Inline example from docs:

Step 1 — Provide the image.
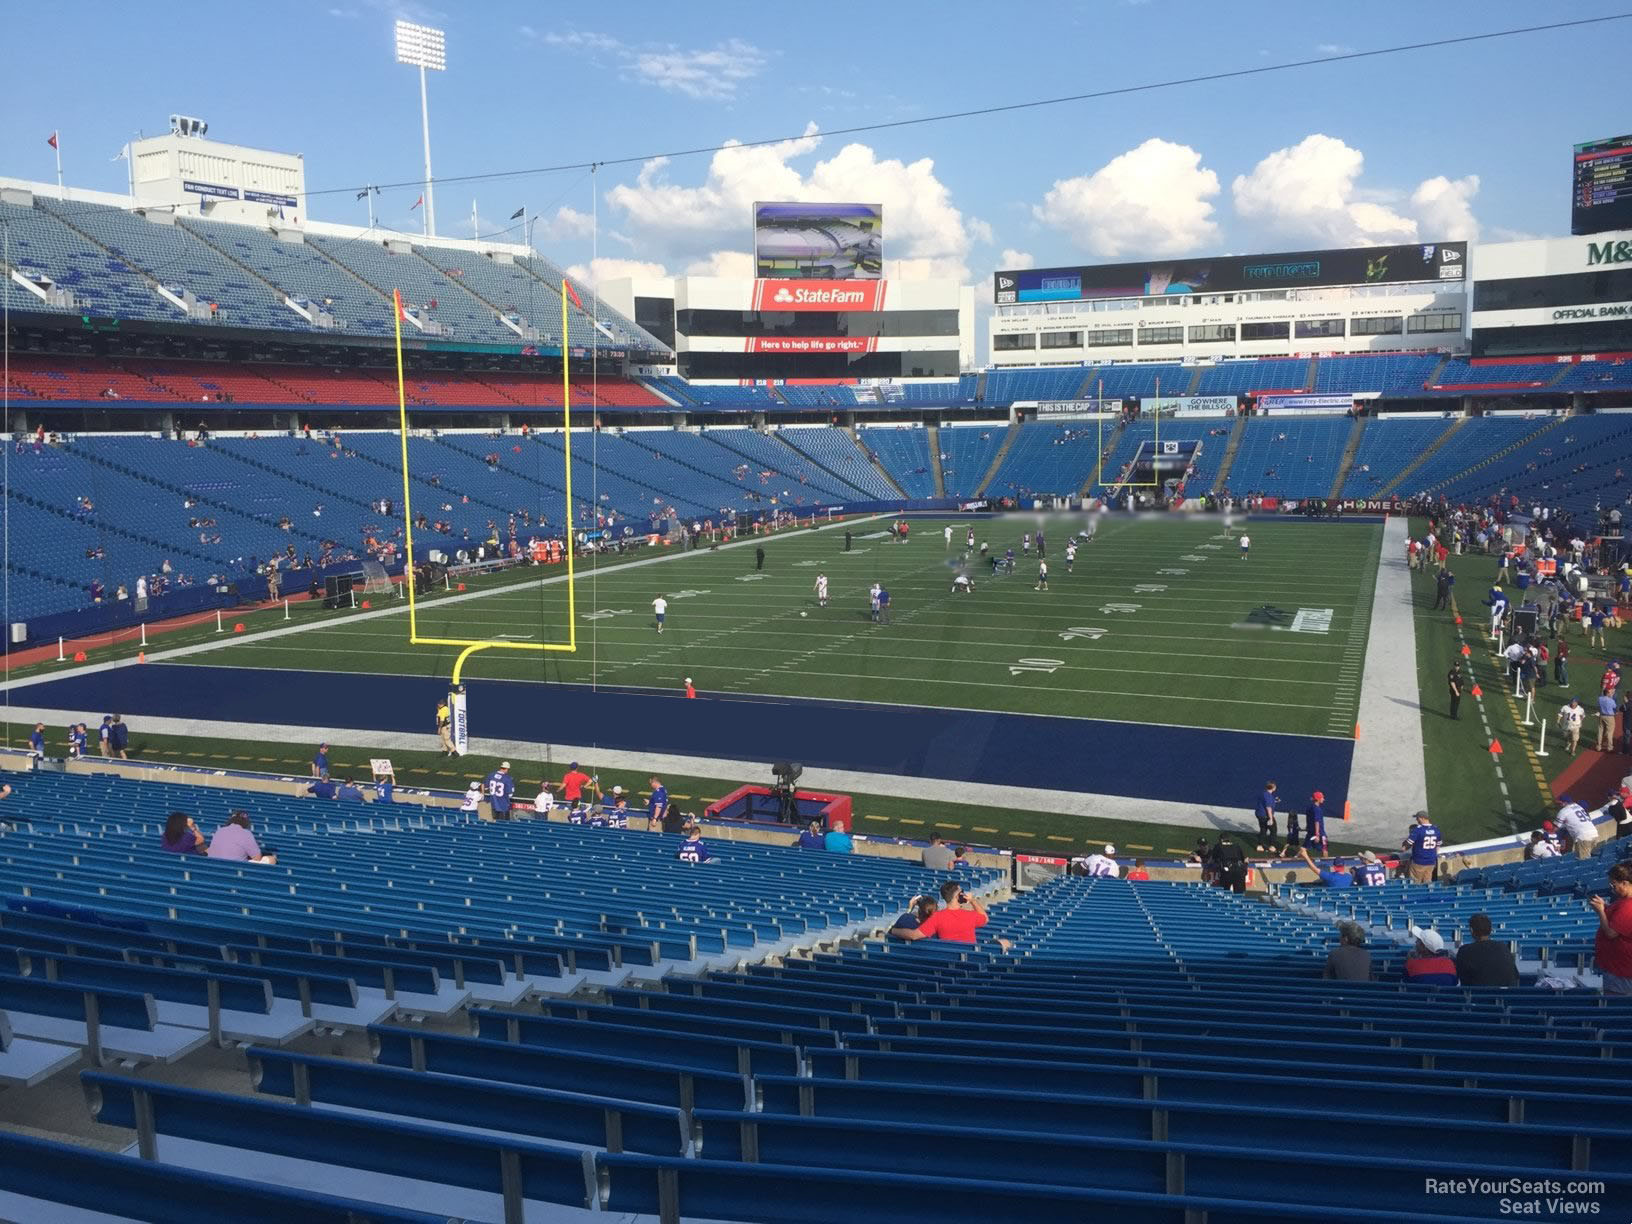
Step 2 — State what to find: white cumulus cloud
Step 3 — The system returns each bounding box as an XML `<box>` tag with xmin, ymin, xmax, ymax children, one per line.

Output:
<box><xmin>604</xmin><ymin>124</ymin><xmax>979</xmax><ymax>282</ymax></box>
<box><xmin>685</xmin><ymin>250</ymin><xmax>756</xmax><ymax>278</ymax></box>
<box><xmin>998</xmin><ymin>248</ymin><xmax>1035</xmax><ymax>270</ymax></box>
<box><xmin>1232</xmin><ymin>134</ymin><xmax>1482</xmax><ymax>245</ymax></box>
<box><xmin>1410</xmin><ymin>174</ymin><xmax>1481</xmax><ymax>241</ymax></box>
<box><xmin>1032</xmin><ymin>138</ymin><xmax>1221</xmax><ymax>257</ymax></box>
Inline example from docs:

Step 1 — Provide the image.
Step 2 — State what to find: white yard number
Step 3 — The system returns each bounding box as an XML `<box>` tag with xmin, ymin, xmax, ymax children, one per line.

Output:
<box><xmin>1009</xmin><ymin>657</ymin><xmax>1066</xmax><ymax>675</ymax></box>
<box><xmin>1100</xmin><ymin>602</ymin><xmax>1141</xmax><ymax>614</ymax></box>
<box><xmin>735</xmin><ymin>574</ymin><xmax>768</xmax><ymax>582</ymax></box>
<box><xmin>1158</xmin><ymin>568</ymin><xmax>1189</xmax><ymax>576</ymax></box>
<box><xmin>581</xmin><ymin>608</ymin><xmax>632</xmax><ymax>621</ymax></box>
<box><xmin>1197</xmin><ymin>543</ymin><xmax>1222</xmax><ymax>550</ymax></box>
<box><xmin>793</xmin><ymin>560</ymin><xmax>819</xmax><ymax>567</ymax></box>
<box><xmin>1133</xmin><ymin>584</ymin><xmax>1167</xmax><ymax>593</ymax></box>
<box><xmin>668</xmin><ymin>589</ymin><xmax>710</xmax><ymax>599</ymax></box>
<box><xmin>1058</xmin><ymin>627</ymin><xmax>1108</xmax><ymax>641</ymax></box>
<box><xmin>1179</xmin><ymin>554</ymin><xmax>1207</xmax><ymax>562</ymax></box>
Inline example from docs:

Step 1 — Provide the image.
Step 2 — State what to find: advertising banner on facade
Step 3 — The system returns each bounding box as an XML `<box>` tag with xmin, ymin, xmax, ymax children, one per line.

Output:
<box><xmin>996</xmin><ymin>242</ymin><xmax>1467</xmax><ymax>304</ymax></box>
<box><xmin>745</xmin><ymin>336</ymin><xmax>874</xmax><ymax>353</ymax></box>
<box><xmin>1257</xmin><ymin>394</ymin><xmax>1358</xmax><ymax>412</ymax></box>
<box><xmin>750</xmin><ymin>279</ymin><xmax>888</xmax><ymax>312</ymax></box>
<box><xmin>1141</xmin><ymin>395</ymin><xmax>1238</xmax><ymax>416</ymax></box>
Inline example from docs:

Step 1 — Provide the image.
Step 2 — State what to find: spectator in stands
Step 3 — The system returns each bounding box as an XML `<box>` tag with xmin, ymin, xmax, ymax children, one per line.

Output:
<box><xmin>824</xmin><ymin>822</ymin><xmax>854</xmax><ymax>854</ymax></box>
<box><xmin>306</xmin><ymin>776</ymin><xmax>337</xmax><ymax>800</ymax></box>
<box><xmin>677</xmin><ymin>826</ymin><xmax>712</xmax><ymax>864</ymax></box>
<box><xmin>208</xmin><ymin>812</ymin><xmax>275</xmax><ymax>864</ymax></box>
<box><xmin>160</xmin><ymin>812</ymin><xmax>206</xmax><ymax>856</ymax></box>
<box><xmin>1295</xmin><ymin>846</ymin><xmax>1354</xmax><ymax>889</ymax></box>
<box><xmin>1525</xmin><ymin>830</ymin><xmax>1560</xmax><ymax>860</ymax></box>
<box><xmin>922</xmin><ymin>836</ymin><xmax>955</xmax><ymax>871</ymax></box>
<box><xmin>311</xmin><ymin>742</ymin><xmax>330</xmax><ymax>780</ymax></box>
<box><xmin>531</xmin><ymin>781</ymin><xmax>554</xmax><ymax>814</ymax></box>
<box><xmin>28</xmin><ymin>723</ymin><xmax>45</xmax><ymax>758</ymax></box>
<box><xmin>1080</xmin><ymin>845</ymin><xmax>1120</xmax><ymax>877</ymax></box>
<box><xmin>797</xmin><ymin>820</ymin><xmax>826</xmax><ymax>850</ymax></box>
<box><xmin>646</xmin><ymin>776</ymin><xmax>669</xmax><ymax>830</ymax></box>
<box><xmin>1125</xmin><ymin>859</ymin><xmax>1151</xmax><ymax>881</ymax></box>
<box><xmin>915</xmin><ymin>881</ymin><xmax>1011</xmax><ymax>952</ymax></box>
<box><xmin>97</xmin><ymin>716</ymin><xmax>112</xmax><ymax>757</ymax></box>
<box><xmin>1559</xmin><ymin>699</ymin><xmax>1586</xmax><ymax>754</ymax></box>
<box><xmin>1403</xmin><ymin>926</ymin><xmax>1458</xmax><ymax>985</ymax></box>
<box><xmin>459</xmin><ymin>781</ymin><xmax>483</xmax><ymax>812</ymax></box>
<box><xmin>1402</xmin><ymin>810</ymin><xmax>1441</xmax><ymax>883</ymax></box>
<box><xmin>1455</xmin><ymin>913</ymin><xmax>1520</xmax><ymax>987</ymax></box>
<box><xmin>1590</xmin><ymin>862</ymin><xmax>1632</xmax><ymax>995</ymax></box>
<box><xmin>559</xmin><ymin>762</ymin><xmax>594</xmax><ymax>805</ymax></box>
<box><xmin>109</xmin><ymin>714</ymin><xmax>129</xmax><ymax>760</ymax></box>
<box><xmin>1556</xmin><ymin>796</ymin><xmax>1600</xmax><ymax>858</ymax></box>
<box><xmin>373</xmin><ymin>771</ymin><xmax>395</xmax><ymax>805</ymax></box>
<box><xmin>887</xmin><ymin>895</ymin><xmax>939</xmax><ymax>941</ymax></box>
<box><xmin>485</xmin><ymin>762</ymin><xmax>515</xmax><ymax>820</ymax></box>
<box><xmin>335</xmin><ymin>778</ymin><xmax>365</xmax><ymax>802</ymax></box>
<box><xmin>1322</xmin><ymin>921</ymin><xmax>1371</xmax><ymax>981</ymax></box>
<box><xmin>1254</xmin><ymin>781</ymin><xmax>1280</xmax><ymax>852</ymax></box>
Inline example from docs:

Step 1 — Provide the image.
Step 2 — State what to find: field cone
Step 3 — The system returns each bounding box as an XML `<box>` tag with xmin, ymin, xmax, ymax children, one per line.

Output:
<box><xmin>457</xmin><ymin>583</ymin><xmax>467</xmax><ymax>592</ymax></box>
<box><xmin>233</xmin><ymin>623</ymin><xmax>245</xmax><ymax>633</ymax></box>
<box><xmin>1343</xmin><ymin>801</ymin><xmax>1352</xmax><ymax>821</ymax></box>
<box><xmin>1460</xmin><ymin>644</ymin><xmax>1471</xmax><ymax>657</ymax></box>
<box><xmin>1454</xmin><ymin>614</ymin><xmax>1462</xmax><ymax>625</ymax></box>
<box><xmin>1471</xmin><ymin>683</ymin><xmax>1483</xmax><ymax>698</ymax></box>
<box><xmin>360</xmin><ymin>600</ymin><xmax>371</xmax><ymax>609</ymax></box>
<box><xmin>72</xmin><ymin>650</ymin><xmax>86</xmax><ymax>662</ymax></box>
<box><xmin>1489</xmin><ymin>738</ymin><xmax>1503</xmax><ymax>755</ymax></box>
<box><xmin>137</xmin><ymin>651</ymin><xmax>146</xmax><ymax>664</ymax></box>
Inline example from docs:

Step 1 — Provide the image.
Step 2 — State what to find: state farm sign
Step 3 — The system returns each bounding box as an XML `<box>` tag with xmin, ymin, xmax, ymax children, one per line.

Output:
<box><xmin>752</xmin><ymin>279</ymin><xmax>888</xmax><ymax>312</ymax></box>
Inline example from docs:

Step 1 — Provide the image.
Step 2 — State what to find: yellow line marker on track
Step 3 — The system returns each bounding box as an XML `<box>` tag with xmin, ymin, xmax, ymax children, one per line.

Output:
<box><xmin>862</xmin><ymin>814</ymin><xmax>890</xmax><ymax>822</ymax></box>
<box><xmin>1125</xmin><ymin>843</ymin><xmax>1154</xmax><ymax>851</ymax></box>
<box><xmin>898</xmin><ymin>818</ymin><xmax>925</xmax><ymax>825</ymax></box>
<box><xmin>971</xmin><ymin>826</ymin><xmax>999</xmax><ymax>833</ymax></box>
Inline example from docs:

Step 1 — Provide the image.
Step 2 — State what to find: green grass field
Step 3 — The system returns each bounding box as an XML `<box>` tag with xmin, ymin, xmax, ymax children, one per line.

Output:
<box><xmin>176</xmin><ymin>515</ymin><xmax>1382</xmax><ymax>738</ymax></box>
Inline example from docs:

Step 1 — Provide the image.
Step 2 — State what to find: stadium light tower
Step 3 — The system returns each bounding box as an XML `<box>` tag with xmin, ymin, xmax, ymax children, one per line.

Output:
<box><xmin>394</xmin><ymin>19</ymin><xmax>445</xmax><ymax>237</ymax></box>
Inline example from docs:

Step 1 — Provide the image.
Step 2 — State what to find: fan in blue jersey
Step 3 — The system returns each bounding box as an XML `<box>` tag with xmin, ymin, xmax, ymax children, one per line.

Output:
<box><xmin>374</xmin><ymin>772</ymin><xmax>395</xmax><ymax>804</ymax></box>
<box><xmin>677</xmin><ymin>827</ymin><xmax>712</xmax><ymax>863</ymax></box>
<box><xmin>1354</xmin><ymin>850</ymin><xmax>1389</xmax><ymax>886</ymax></box>
<box><xmin>1402</xmin><ymin>810</ymin><xmax>1440</xmax><ymax>884</ymax></box>
<box><xmin>484</xmin><ymin>762</ymin><xmax>515</xmax><ymax>819</ymax></box>
<box><xmin>28</xmin><ymin>723</ymin><xmax>45</xmax><ymax>757</ymax></box>
<box><xmin>1302</xmin><ymin>791</ymin><xmax>1329</xmax><ymax>855</ymax></box>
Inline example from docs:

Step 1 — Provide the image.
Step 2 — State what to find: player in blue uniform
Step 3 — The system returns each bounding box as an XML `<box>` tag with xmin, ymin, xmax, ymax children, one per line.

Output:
<box><xmin>484</xmin><ymin>762</ymin><xmax>515</xmax><ymax>820</ymax></box>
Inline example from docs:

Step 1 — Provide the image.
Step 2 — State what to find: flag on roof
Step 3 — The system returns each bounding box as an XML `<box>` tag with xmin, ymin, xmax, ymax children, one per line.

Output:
<box><xmin>410</xmin><ymin>195</ymin><xmax>423</xmax><ymax>211</ymax></box>
<box><xmin>47</xmin><ymin>132</ymin><xmax>58</xmax><ymax>150</ymax></box>
<box><xmin>563</xmin><ymin>280</ymin><xmax>583</xmax><ymax>311</ymax></box>
<box><xmin>356</xmin><ymin>188</ymin><xmax>370</xmax><ymax>200</ymax></box>
<box><xmin>510</xmin><ymin>207</ymin><xmax>525</xmax><ymax>220</ymax></box>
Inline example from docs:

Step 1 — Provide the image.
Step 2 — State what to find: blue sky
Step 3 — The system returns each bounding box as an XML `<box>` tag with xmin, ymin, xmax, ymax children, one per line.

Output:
<box><xmin>4</xmin><ymin>0</ymin><xmax>1629</xmax><ymax>294</ymax></box>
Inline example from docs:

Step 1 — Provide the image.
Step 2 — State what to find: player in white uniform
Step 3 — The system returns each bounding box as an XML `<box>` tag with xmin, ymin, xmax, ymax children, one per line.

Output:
<box><xmin>813</xmin><ymin>573</ymin><xmax>829</xmax><ymax>607</ymax></box>
<box><xmin>966</xmin><ymin>528</ymin><xmax>975</xmax><ymax>549</ymax></box>
<box><xmin>944</xmin><ymin>525</ymin><xmax>953</xmax><ymax>547</ymax></box>
<box><xmin>1022</xmin><ymin>533</ymin><xmax>1031</xmax><ymax>555</ymax></box>
<box><xmin>1239</xmin><ymin>534</ymin><xmax>1251</xmax><ymax>561</ymax></box>
<box><xmin>951</xmin><ymin>573</ymin><xmax>974</xmax><ymax>594</ymax></box>
<box><xmin>652</xmin><ymin>594</ymin><xmax>668</xmax><ymax>632</ymax></box>
<box><xmin>1036</xmin><ymin>560</ymin><xmax>1049</xmax><ymax>591</ymax></box>
<box><xmin>1065</xmin><ymin>541</ymin><xmax>1077</xmax><ymax>573</ymax></box>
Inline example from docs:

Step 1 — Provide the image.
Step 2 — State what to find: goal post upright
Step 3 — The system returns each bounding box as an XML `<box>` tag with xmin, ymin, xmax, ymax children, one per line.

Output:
<box><xmin>391</xmin><ymin>284</ymin><xmax>579</xmax><ymax>747</ymax></box>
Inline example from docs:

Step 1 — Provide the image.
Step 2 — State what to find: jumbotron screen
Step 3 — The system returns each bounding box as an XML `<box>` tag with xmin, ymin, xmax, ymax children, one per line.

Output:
<box><xmin>1572</xmin><ymin>135</ymin><xmax>1632</xmax><ymax>236</ymax></box>
<box><xmin>754</xmin><ymin>202</ymin><xmax>883</xmax><ymax>280</ymax></box>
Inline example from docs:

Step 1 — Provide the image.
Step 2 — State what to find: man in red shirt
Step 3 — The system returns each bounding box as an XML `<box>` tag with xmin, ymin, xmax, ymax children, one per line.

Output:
<box><xmin>559</xmin><ymin>761</ymin><xmax>595</xmax><ymax>805</ymax></box>
<box><xmin>912</xmin><ymin>881</ymin><xmax>1011</xmax><ymax>952</ymax></box>
<box><xmin>1591</xmin><ymin>862</ymin><xmax>1632</xmax><ymax>995</ymax></box>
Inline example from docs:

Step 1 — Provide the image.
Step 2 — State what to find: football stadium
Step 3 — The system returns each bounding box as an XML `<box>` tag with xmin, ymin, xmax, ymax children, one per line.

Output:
<box><xmin>1</xmin><ymin>6</ymin><xmax>1632</xmax><ymax>1221</ymax></box>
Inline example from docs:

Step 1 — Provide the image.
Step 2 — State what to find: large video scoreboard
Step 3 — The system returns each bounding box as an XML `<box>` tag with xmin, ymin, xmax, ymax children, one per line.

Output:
<box><xmin>1572</xmin><ymin>135</ymin><xmax>1632</xmax><ymax>236</ymax></box>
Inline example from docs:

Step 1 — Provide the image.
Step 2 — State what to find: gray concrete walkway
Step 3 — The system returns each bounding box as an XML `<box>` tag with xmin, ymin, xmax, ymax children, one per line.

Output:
<box><xmin>1347</xmin><ymin>516</ymin><xmax>1428</xmax><ymax>840</ymax></box>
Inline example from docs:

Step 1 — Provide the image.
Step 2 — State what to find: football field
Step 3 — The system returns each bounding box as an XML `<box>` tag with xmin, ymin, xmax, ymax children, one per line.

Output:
<box><xmin>175</xmin><ymin>514</ymin><xmax>1382</xmax><ymax>740</ymax></box>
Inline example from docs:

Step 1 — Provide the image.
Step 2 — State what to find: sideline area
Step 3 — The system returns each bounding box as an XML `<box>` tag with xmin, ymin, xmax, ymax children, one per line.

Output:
<box><xmin>1347</xmin><ymin>516</ymin><xmax>1430</xmax><ymax>840</ymax></box>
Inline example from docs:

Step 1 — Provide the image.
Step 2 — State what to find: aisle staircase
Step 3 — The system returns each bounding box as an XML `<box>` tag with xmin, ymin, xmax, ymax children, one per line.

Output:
<box><xmin>1327</xmin><ymin>416</ymin><xmax>1368</xmax><ymax>499</ymax></box>
<box><xmin>1376</xmin><ymin>416</ymin><xmax>1475</xmax><ymax>497</ymax></box>
<box><xmin>1209</xmin><ymin>416</ymin><xmax>1247</xmax><ymax>494</ymax></box>
<box><xmin>1079</xmin><ymin>418</ymin><xmax>1125</xmax><ymax>497</ymax></box>
<box><xmin>927</xmin><ymin>424</ymin><xmax>946</xmax><ymax>497</ymax></box>
<box><xmin>973</xmin><ymin>423</ymin><xmax>1020</xmax><ymax>497</ymax></box>
<box><xmin>851</xmin><ymin>427</ymin><xmax>908</xmax><ymax>498</ymax></box>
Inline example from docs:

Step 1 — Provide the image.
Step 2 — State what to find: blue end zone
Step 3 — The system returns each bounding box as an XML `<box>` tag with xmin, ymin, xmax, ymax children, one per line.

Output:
<box><xmin>8</xmin><ymin>663</ymin><xmax>1353</xmax><ymax>811</ymax></box>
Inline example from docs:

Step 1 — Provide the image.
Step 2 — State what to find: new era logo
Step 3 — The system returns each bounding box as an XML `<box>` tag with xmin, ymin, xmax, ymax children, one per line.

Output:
<box><xmin>998</xmin><ymin>276</ymin><xmax>1015</xmax><ymax>289</ymax></box>
<box><xmin>1441</xmin><ymin>247</ymin><xmax>1462</xmax><ymax>263</ymax></box>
